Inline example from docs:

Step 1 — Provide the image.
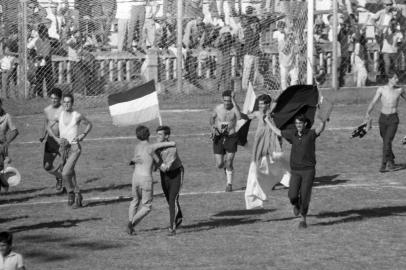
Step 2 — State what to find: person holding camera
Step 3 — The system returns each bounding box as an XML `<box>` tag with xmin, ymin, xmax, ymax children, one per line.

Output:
<box><xmin>209</xmin><ymin>90</ymin><xmax>242</xmax><ymax>192</ymax></box>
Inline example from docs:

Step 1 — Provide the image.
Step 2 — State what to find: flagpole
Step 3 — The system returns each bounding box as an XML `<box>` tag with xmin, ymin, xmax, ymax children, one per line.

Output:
<box><xmin>158</xmin><ymin>114</ymin><xmax>163</xmax><ymax>126</ymax></box>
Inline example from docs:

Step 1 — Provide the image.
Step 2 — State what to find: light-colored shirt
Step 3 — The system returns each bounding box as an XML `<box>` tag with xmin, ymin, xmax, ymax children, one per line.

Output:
<box><xmin>382</xmin><ymin>30</ymin><xmax>403</xmax><ymax>53</ymax></box>
<box><xmin>0</xmin><ymin>112</ymin><xmax>17</xmax><ymax>143</ymax></box>
<box><xmin>0</xmin><ymin>251</ymin><xmax>24</xmax><ymax>270</ymax></box>
<box><xmin>59</xmin><ymin>111</ymin><xmax>80</xmax><ymax>144</ymax></box>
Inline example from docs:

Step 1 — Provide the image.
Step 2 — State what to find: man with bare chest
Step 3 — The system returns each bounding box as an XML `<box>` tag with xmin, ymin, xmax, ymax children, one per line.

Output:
<box><xmin>209</xmin><ymin>90</ymin><xmax>242</xmax><ymax>192</ymax></box>
<box><xmin>41</xmin><ymin>88</ymin><xmax>64</xmax><ymax>192</ymax></box>
<box><xmin>364</xmin><ymin>73</ymin><xmax>406</xmax><ymax>172</ymax></box>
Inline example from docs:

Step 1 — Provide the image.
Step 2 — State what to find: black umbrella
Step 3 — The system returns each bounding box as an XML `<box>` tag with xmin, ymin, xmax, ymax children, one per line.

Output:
<box><xmin>272</xmin><ymin>85</ymin><xmax>319</xmax><ymax>130</ymax></box>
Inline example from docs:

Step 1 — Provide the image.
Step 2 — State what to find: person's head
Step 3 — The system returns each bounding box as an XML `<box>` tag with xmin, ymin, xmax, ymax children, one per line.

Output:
<box><xmin>38</xmin><ymin>24</ymin><xmax>49</xmax><ymax>39</ymax></box>
<box><xmin>50</xmin><ymin>88</ymin><xmax>62</xmax><ymax>108</ymax></box>
<box><xmin>294</xmin><ymin>114</ymin><xmax>308</xmax><ymax>133</ymax></box>
<box><xmin>156</xmin><ymin>126</ymin><xmax>171</xmax><ymax>142</ymax></box>
<box><xmin>387</xmin><ymin>72</ymin><xmax>399</xmax><ymax>85</ymax></box>
<box><xmin>384</xmin><ymin>0</ymin><xmax>393</xmax><ymax>12</ymax></box>
<box><xmin>277</xmin><ymin>21</ymin><xmax>286</xmax><ymax>33</ymax></box>
<box><xmin>0</xmin><ymin>231</ymin><xmax>12</xmax><ymax>256</ymax></box>
<box><xmin>136</xmin><ymin>125</ymin><xmax>150</xmax><ymax>141</ymax></box>
<box><xmin>257</xmin><ymin>94</ymin><xmax>272</xmax><ymax>113</ymax></box>
<box><xmin>222</xmin><ymin>90</ymin><xmax>233</xmax><ymax>110</ymax></box>
<box><xmin>62</xmin><ymin>93</ymin><xmax>74</xmax><ymax>111</ymax></box>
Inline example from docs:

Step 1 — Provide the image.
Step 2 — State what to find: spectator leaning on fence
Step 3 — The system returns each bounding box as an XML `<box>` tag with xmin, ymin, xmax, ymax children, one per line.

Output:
<box><xmin>1</xmin><ymin>25</ymin><xmax>18</xmax><ymax>99</ymax></box>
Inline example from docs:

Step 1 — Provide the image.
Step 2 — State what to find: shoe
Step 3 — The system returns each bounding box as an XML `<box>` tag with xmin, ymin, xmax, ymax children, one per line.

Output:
<box><xmin>379</xmin><ymin>163</ymin><xmax>387</xmax><ymax>173</ymax></box>
<box><xmin>293</xmin><ymin>204</ymin><xmax>300</xmax><ymax>217</ymax></box>
<box><xmin>225</xmin><ymin>184</ymin><xmax>232</xmax><ymax>192</ymax></box>
<box><xmin>167</xmin><ymin>227</ymin><xmax>176</xmax><ymax>236</ymax></box>
<box><xmin>126</xmin><ymin>221</ymin><xmax>135</xmax><ymax>235</ymax></box>
<box><xmin>298</xmin><ymin>221</ymin><xmax>307</xmax><ymax>229</ymax></box>
<box><xmin>56</xmin><ymin>178</ymin><xmax>63</xmax><ymax>192</ymax></box>
<box><xmin>72</xmin><ymin>193</ymin><xmax>83</xmax><ymax>208</ymax></box>
<box><xmin>175</xmin><ymin>218</ymin><xmax>183</xmax><ymax>229</ymax></box>
<box><xmin>67</xmin><ymin>192</ymin><xmax>75</xmax><ymax>206</ymax></box>
<box><xmin>387</xmin><ymin>161</ymin><xmax>401</xmax><ymax>171</ymax></box>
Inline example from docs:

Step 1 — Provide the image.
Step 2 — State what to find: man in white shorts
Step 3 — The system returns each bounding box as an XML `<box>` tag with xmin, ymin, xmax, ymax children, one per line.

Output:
<box><xmin>46</xmin><ymin>93</ymin><xmax>92</xmax><ymax>208</ymax></box>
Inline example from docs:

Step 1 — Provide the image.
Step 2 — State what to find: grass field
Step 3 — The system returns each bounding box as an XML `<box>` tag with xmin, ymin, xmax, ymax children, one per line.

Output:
<box><xmin>0</xmin><ymin>103</ymin><xmax>405</xmax><ymax>270</ymax></box>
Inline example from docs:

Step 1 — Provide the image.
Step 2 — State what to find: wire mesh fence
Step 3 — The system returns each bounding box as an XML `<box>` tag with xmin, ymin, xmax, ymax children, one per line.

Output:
<box><xmin>0</xmin><ymin>0</ymin><xmax>398</xmax><ymax>115</ymax></box>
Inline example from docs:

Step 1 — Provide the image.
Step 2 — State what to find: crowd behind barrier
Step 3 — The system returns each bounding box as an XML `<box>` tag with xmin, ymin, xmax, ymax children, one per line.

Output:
<box><xmin>1</xmin><ymin>0</ymin><xmax>406</xmax><ymax>99</ymax></box>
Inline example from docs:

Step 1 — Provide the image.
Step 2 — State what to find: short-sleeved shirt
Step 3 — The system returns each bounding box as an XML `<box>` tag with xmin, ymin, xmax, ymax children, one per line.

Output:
<box><xmin>0</xmin><ymin>251</ymin><xmax>24</xmax><ymax>270</ymax></box>
<box><xmin>0</xmin><ymin>112</ymin><xmax>17</xmax><ymax>143</ymax></box>
<box><xmin>281</xmin><ymin>128</ymin><xmax>318</xmax><ymax>170</ymax></box>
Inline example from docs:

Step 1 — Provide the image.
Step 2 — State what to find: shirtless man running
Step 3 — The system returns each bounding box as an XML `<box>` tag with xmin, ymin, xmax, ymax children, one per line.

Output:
<box><xmin>209</xmin><ymin>90</ymin><xmax>242</xmax><ymax>192</ymax></box>
<box><xmin>364</xmin><ymin>73</ymin><xmax>406</xmax><ymax>172</ymax></box>
<box><xmin>127</xmin><ymin>125</ymin><xmax>176</xmax><ymax>235</ymax></box>
<box><xmin>41</xmin><ymin>88</ymin><xmax>64</xmax><ymax>192</ymax></box>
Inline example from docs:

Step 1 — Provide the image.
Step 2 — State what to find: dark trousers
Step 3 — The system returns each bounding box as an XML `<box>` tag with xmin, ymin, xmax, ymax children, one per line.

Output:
<box><xmin>379</xmin><ymin>113</ymin><xmax>399</xmax><ymax>164</ymax></box>
<box><xmin>34</xmin><ymin>60</ymin><xmax>54</xmax><ymax>97</ymax></box>
<box><xmin>288</xmin><ymin>168</ymin><xmax>315</xmax><ymax>216</ymax></box>
<box><xmin>160</xmin><ymin>167</ymin><xmax>183</xmax><ymax>229</ymax></box>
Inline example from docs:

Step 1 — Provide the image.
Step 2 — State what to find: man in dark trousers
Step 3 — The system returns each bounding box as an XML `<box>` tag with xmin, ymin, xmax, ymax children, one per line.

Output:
<box><xmin>155</xmin><ymin>126</ymin><xmax>184</xmax><ymax>236</ymax></box>
<box><xmin>266</xmin><ymin>114</ymin><xmax>327</xmax><ymax>229</ymax></box>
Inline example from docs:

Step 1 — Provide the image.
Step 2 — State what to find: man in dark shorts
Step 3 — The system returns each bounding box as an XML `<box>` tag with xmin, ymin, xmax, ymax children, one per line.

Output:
<box><xmin>209</xmin><ymin>90</ymin><xmax>242</xmax><ymax>192</ymax></box>
<box><xmin>41</xmin><ymin>88</ymin><xmax>64</xmax><ymax>192</ymax></box>
<box><xmin>266</xmin><ymin>114</ymin><xmax>327</xmax><ymax>229</ymax></box>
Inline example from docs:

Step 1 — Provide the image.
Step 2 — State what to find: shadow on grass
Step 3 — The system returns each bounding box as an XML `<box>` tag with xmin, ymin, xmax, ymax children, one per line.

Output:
<box><xmin>212</xmin><ymin>209</ymin><xmax>275</xmax><ymax>217</ymax></box>
<box><xmin>85</xmin><ymin>177</ymin><xmax>101</xmax><ymax>184</ymax></box>
<box><xmin>180</xmin><ymin>217</ymin><xmax>262</xmax><ymax>233</ymax></box>
<box><xmin>0</xmin><ymin>184</ymin><xmax>132</xmax><ymax>205</ymax></box>
<box><xmin>85</xmin><ymin>197</ymin><xmax>131</xmax><ymax>208</ymax></box>
<box><xmin>313</xmin><ymin>205</ymin><xmax>406</xmax><ymax>226</ymax></box>
<box><xmin>65</xmin><ymin>241</ymin><xmax>124</xmax><ymax>250</ymax></box>
<box><xmin>314</xmin><ymin>174</ymin><xmax>349</xmax><ymax>186</ymax></box>
<box><xmin>81</xmin><ymin>183</ymin><xmax>131</xmax><ymax>194</ymax></box>
<box><xmin>9</xmin><ymin>218</ymin><xmax>102</xmax><ymax>232</ymax></box>
<box><xmin>0</xmin><ymin>215</ymin><xmax>28</xmax><ymax>223</ymax></box>
<box><xmin>24</xmin><ymin>250</ymin><xmax>75</xmax><ymax>262</ymax></box>
<box><xmin>3</xmin><ymin>187</ymin><xmax>47</xmax><ymax>196</ymax></box>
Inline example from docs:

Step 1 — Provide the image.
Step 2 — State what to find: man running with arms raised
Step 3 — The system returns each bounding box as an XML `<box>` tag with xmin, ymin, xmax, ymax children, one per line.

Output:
<box><xmin>209</xmin><ymin>90</ymin><xmax>242</xmax><ymax>192</ymax></box>
<box><xmin>41</xmin><ymin>88</ymin><xmax>64</xmax><ymax>192</ymax></box>
<box><xmin>47</xmin><ymin>93</ymin><xmax>92</xmax><ymax>208</ymax></box>
<box><xmin>364</xmin><ymin>73</ymin><xmax>406</xmax><ymax>172</ymax></box>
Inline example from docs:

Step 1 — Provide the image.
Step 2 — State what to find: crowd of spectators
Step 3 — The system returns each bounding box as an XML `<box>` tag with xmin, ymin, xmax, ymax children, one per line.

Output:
<box><xmin>1</xmin><ymin>0</ymin><xmax>406</xmax><ymax>98</ymax></box>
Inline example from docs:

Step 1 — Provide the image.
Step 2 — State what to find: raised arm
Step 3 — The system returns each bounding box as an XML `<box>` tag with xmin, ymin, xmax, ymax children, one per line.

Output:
<box><xmin>314</xmin><ymin>120</ymin><xmax>327</xmax><ymax>136</ymax></box>
<box><xmin>365</xmin><ymin>88</ymin><xmax>382</xmax><ymax>121</ymax></box>
<box><xmin>264</xmin><ymin>117</ymin><xmax>282</xmax><ymax>137</ymax></box>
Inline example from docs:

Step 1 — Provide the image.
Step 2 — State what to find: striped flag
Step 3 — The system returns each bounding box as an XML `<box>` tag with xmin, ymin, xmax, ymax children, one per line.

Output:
<box><xmin>108</xmin><ymin>81</ymin><xmax>161</xmax><ymax>126</ymax></box>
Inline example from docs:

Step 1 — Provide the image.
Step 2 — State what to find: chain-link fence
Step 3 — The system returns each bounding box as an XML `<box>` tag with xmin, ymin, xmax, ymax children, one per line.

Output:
<box><xmin>1</xmin><ymin>0</ymin><xmax>398</xmax><ymax>115</ymax></box>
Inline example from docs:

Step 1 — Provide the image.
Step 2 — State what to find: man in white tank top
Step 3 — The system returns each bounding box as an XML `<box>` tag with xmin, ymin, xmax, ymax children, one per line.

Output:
<box><xmin>364</xmin><ymin>73</ymin><xmax>406</xmax><ymax>172</ymax></box>
<box><xmin>47</xmin><ymin>93</ymin><xmax>92</xmax><ymax>208</ymax></box>
<box><xmin>41</xmin><ymin>88</ymin><xmax>64</xmax><ymax>193</ymax></box>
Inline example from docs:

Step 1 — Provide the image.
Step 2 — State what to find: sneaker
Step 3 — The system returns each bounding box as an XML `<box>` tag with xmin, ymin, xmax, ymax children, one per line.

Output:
<box><xmin>72</xmin><ymin>193</ymin><xmax>83</xmax><ymax>208</ymax></box>
<box><xmin>387</xmin><ymin>161</ymin><xmax>402</xmax><ymax>171</ymax></box>
<box><xmin>298</xmin><ymin>221</ymin><xmax>307</xmax><ymax>229</ymax></box>
<box><xmin>293</xmin><ymin>204</ymin><xmax>300</xmax><ymax>217</ymax></box>
<box><xmin>175</xmin><ymin>217</ymin><xmax>183</xmax><ymax>229</ymax></box>
<box><xmin>126</xmin><ymin>221</ymin><xmax>135</xmax><ymax>235</ymax></box>
<box><xmin>67</xmin><ymin>192</ymin><xmax>75</xmax><ymax>206</ymax></box>
<box><xmin>167</xmin><ymin>227</ymin><xmax>176</xmax><ymax>236</ymax></box>
<box><xmin>225</xmin><ymin>184</ymin><xmax>232</xmax><ymax>192</ymax></box>
<box><xmin>56</xmin><ymin>178</ymin><xmax>64</xmax><ymax>193</ymax></box>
